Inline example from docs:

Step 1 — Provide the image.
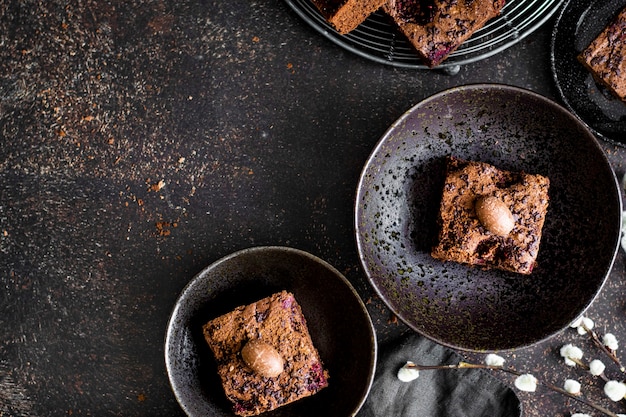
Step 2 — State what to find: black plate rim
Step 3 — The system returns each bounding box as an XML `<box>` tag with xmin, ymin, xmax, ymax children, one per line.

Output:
<box><xmin>551</xmin><ymin>0</ymin><xmax>626</xmax><ymax>146</ymax></box>
<box><xmin>164</xmin><ymin>245</ymin><xmax>378</xmax><ymax>417</ymax></box>
<box><xmin>354</xmin><ymin>83</ymin><xmax>622</xmax><ymax>352</ymax></box>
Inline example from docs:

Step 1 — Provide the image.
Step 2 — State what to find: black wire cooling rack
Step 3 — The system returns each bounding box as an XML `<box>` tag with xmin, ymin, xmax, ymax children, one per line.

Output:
<box><xmin>284</xmin><ymin>0</ymin><xmax>566</xmax><ymax>70</ymax></box>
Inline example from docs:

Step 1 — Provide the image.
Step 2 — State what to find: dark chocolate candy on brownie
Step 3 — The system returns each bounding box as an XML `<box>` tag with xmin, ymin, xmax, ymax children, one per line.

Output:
<box><xmin>431</xmin><ymin>156</ymin><xmax>550</xmax><ymax>275</ymax></box>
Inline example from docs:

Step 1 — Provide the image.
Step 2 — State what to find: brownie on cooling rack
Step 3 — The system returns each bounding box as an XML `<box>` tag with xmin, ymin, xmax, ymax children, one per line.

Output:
<box><xmin>202</xmin><ymin>291</ymin><xmax>329</xmax><ymax>416</ymax></box>
<box><xmin>310</xmin><ymin>0</ymin><xmax>386</xmax><ymax>34</ymax></box>
<box><xmin>578</xmin><ymin>5</ymin><xmax>626</xmax><ymax>103</ymax></box>
<box><xmin>384</xmin><ymin>0</ymin><xmax>506</xmax><ymax>67</ymax></box>
<box><xmin>431</xmin><ymin>157</ymin><xmax>550</xmax><ymax>275</ymax></box>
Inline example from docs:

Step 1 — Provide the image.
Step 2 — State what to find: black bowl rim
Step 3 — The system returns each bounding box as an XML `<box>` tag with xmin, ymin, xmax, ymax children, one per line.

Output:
<box><xmin>354</xmin><ymin>83</ymin><xmax>622</xmax><ymax>352</ymax></box>
<box><xmin>164</xmin><ymin>245</ymin><xmax>378</xmax><ymax>416</ymax></box>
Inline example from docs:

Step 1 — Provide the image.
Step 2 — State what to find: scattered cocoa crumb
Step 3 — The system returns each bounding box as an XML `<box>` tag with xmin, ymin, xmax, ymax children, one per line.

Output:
<box><xmin>147</xmin><ymin>15</ymin><xmax>175</xmax><ymax>34</ymax></box>
<box><xmin>149</xmin><ymin>180</ymin><xmax>165</xmax><ymax>192</ymax></box>
<box><xmin>155</xmin><ymin>220</ymin><xmax>178</xmax><ymax>236</ymax></box>
<box><xmin>155</xmin><ymin>221</ymin><xmax>172</xmax><ymax>236</ymax></box>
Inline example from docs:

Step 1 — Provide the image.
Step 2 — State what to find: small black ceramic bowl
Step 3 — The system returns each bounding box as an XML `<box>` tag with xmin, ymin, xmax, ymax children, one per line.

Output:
<box><xmin>355</xmin><ymin>84</ymin><xmax>622</xmax><ymax>352</ymax></box>
<box><xmin>165</xmin><ymin>246</ymin><xmax>376</xmax><ymax>416</ymax></box>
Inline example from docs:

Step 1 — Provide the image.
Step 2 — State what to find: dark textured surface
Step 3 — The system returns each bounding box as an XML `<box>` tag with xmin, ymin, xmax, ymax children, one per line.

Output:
<box><xmin>355</xmin><ymin>85</ymin><xmax>621</xmax><ymax>351</ymax></box>
<box><xmin>165</xmin><ymin>247</ymin><xmax>376</xmax><ymax>417</ymax></box>
<box><xmin>2</xmin><ymin>1</ymin><xmax>626</xmax><ymax>416</ymax></box>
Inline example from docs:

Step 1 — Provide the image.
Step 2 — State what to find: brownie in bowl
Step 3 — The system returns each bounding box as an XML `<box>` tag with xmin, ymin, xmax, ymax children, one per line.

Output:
<box><xmin>431</xmin><ymin>156</ymin><xmax>550</xmax><ymax>274</ymax></box>
<box><xmin>202</xmin><ymin>291</ymin><xmax>329</xmax><ymax>416</ymax></box>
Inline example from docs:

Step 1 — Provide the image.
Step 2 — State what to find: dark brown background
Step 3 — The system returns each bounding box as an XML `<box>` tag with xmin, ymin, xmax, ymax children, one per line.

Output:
<box><xmin>2</xmin><ymin>1</ymin><xmax>626</xmax><ymax>416</ymax></box>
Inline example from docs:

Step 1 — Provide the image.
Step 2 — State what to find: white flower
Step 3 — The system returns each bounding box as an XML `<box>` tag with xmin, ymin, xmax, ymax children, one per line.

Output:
<box><xmin>560</xmin><ymin>344</ymin><xmax>583</xmax><ymax>366</ymax></box>
<box><xmin>570</xmin><ymin>316</ymin><xmax>594</xmax><ymax>333</ymax></box>
<box><xmin>577</xmin><ymin>317</ymin><xmax>595</xmax><ymax>335</ymax></box>
<box><xmin>603</xmin><ymin>333</ymin><xmax>619</xmax><ymax>351</ymax></box>
<box><xmin>570</xmin><ymin>316</ymin><xmax>584</xmax><ymax>328</ymax></box>
<box><xmin>485</xmin><ymin>353</ymin><xmax>505</xmax><ymax>367</ymax></box>
<box><xmin>397</xmin><ymin>361</ymin><xmax>419</xmax><ymax>382</ymax></box>
<box><xmin>604</xmin><ymin>380</ymin><xmax>626</xmax><ymax>401</ymax></box>
<box><xmin>514</xmin><ymin>374</ymin><xmax>538</xmax><ymax>392</ymax></box>
<box><xmin>571</xmin><ymin>414</ymin><xmax>592</xmax><ymax>417</ymax></box>
<box><xmin>589</xmin><ymin>359</ymin><xmax>606</xmax><ymax>376</ymax></box>
<box><xmin>564</xmin><ymin>379</ymin><xmax>581</xmax><ymax>394</ymax></box>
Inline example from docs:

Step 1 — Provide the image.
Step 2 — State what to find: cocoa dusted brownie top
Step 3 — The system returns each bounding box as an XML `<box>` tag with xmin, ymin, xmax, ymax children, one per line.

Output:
<box><xmin>578</xmin><ymin>5</ymin><xmax>626</xmax><ymax>102</ymax></box>
<box><xmin>384</xmin><ymin>0</ymin><xmax>506</xmax><ymax>67</ymax></box>
<box><xmin>202</xmin><ymin>291</ymin><xmax>329</xmax><ymax>416</ymax></box>
<box><xmin>431</xmin><ymin>156</ymin><xmax>550</xmax><ymax>275</ymax></box>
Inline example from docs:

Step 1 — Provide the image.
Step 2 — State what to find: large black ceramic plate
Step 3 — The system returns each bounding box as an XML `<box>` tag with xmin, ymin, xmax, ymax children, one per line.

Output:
<box><xmin>165</xmin><ymin>246</ymin><xmax>376</xmax><ymax>417</ymax></box>
<box><xmin>552</xmin><ymin>0</ymin><xmax>626</xmax><ymax>145</ymax></box>
<box><xmin>355</xmin><ymin>84</ymin><xmax>622</xmax><ymax>352</ymax></box>
<box><xmin>285</xmin><ymin>0</ymin><xmax>565</xmax><ymax>69</ymax></box>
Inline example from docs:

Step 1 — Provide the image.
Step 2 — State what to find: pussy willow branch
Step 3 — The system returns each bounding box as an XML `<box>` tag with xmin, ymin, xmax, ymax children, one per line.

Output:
<box><xmin>406</xmin><ymin>362</ymin><xmax>620</xmax><ymax>417</ymax></box>
<box><xmin>582</xmin><ymin>323</ymin><xmax>626</xmax><ymax>373</ymax></box>
<box><xmin>568</xmin><ymin>357</ymin><xmax>610</xmax><ymax>383</ymax></box>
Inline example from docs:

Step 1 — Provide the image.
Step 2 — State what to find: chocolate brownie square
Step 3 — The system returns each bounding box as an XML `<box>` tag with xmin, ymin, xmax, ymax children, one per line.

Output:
<box><xmin>431</xmin><ymin>157</ymin><xmax>550</xmax><ymax>274</ymax></box>
<box><xmin>577</xmin><ymin>5</ymin><xmax>626</xmax><ymax>103</ymax></box>
<box><xmin>384</xmin><ymin>0</ymin><xmax>506</xmax><ymax>67</ymax></box>
<box><xmin>202</xmin><ymin>291</ymin><xmax>329</xmax><ymax>416</ymax></box>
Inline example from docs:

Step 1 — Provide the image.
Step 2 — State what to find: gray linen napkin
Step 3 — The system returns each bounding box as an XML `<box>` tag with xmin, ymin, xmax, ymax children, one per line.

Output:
<box><xmin>360</xmin><ymin>333</ymin><xmax>522</xmax><ymax>417</ymax></box>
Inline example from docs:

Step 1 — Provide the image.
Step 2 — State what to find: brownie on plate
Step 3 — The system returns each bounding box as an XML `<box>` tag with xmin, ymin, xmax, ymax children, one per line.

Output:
<box><xmin>578</xmin><ymin>5</ymin><xmax>626</xmax><ymax>103</ymax></box>
<box><xmin>431</xmin><ymin>156</ymin><xmax>550</xmax><ymax>275</ymax></box>
<box><xmin>202</xmin><ymin>291</ymin><xmax>329</xmax><ymax>416</ymax></box>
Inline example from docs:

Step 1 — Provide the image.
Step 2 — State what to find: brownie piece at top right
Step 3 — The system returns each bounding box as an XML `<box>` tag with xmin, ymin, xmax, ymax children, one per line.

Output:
<box><xmin>577</xmin><ymin>5</ymin><xmax>626</xmax><ymax>102</ymax></box>
<box><xmin>431</xmin><ymin>157</ymin><xmax>550</xmax><ymax>275</ymax></box>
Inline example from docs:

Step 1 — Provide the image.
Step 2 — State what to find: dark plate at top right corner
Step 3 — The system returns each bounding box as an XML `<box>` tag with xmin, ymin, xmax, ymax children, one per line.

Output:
<box><xmin>551</xmin><ymin>0</ymin><xmax>626</xmax><ymax>146</ymax></box>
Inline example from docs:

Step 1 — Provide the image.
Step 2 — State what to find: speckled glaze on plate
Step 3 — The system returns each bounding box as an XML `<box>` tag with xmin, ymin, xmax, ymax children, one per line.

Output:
<box><xmin>355</xmin><ymin>84</ymin><xmax>622</xmax><ymax>352</ymax></box>
<box><xmin>551</xmin><ymin>0</ymin><xmax>626</xmax><ymax>146</ymax></box>
<box><xmin>165</xmin><ymin>246</ymin><xmax>376</xmax><ymax>417</ymax></box>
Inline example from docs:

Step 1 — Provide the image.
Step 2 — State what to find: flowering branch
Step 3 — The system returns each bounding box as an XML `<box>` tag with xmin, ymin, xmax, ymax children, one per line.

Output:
<box><xmin>402</xmin><ymin>361</ymin><xmax>621</xmax><ymax>417</ymax></box>
<box><xmin>583</xmin><ymin>323</ymin><xmax>625</xmax><ymax>374</ymax></box>
<box><xmin>397</xmin><ymin>315</ymin><xmax>626</xmax><ymax>416</ymax></box>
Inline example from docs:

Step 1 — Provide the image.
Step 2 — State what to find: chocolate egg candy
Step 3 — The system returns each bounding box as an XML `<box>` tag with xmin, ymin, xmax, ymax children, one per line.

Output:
<box><xmin>475</xmin><ymin>196</ymin><xmax>515</xmax><ymax>236</ymax></box>
<box><xmin>241</xmin><ymin>339</ymin><xmax>284</xmax><ymax>378</ymax></box>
